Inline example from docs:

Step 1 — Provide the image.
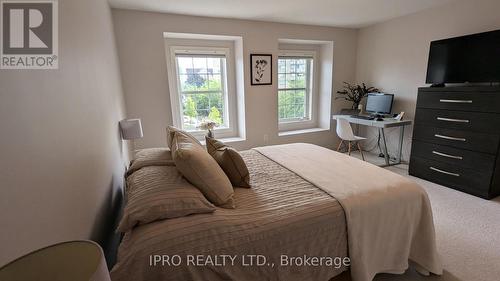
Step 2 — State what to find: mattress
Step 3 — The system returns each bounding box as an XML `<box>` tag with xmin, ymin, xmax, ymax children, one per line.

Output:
<box><xmin>110</xmin><ymin>149</ymin><xmax>348</xmax><ymax>281</ymax></box>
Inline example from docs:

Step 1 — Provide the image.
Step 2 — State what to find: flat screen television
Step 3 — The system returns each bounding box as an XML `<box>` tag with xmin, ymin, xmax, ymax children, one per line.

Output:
<box><xmin>426</xmin><ymin>29</ymin><xmax>500</xmax><ymax>84</ymax></box>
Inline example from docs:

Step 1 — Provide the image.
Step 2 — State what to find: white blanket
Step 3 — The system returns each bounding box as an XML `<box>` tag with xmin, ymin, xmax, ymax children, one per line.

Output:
<box><xmin>255</xmin><ymin>143</ymin><xmax>442</xmax><ymax>281</ymax></box>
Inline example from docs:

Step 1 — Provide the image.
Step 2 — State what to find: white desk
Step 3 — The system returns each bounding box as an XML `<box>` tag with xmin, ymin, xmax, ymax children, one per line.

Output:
<box><xmin>332</xmin><ymin>115</ymin><xmax>412</xmax><ymax>166</ymax></box>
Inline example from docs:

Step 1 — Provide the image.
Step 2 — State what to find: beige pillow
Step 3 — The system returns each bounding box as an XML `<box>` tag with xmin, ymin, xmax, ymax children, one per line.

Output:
<box><xmin>206</xmin><ymin>137</ymin><xmax>250</xmax><ymax>188</ymax></box>
<box><xmin>172</xmin><ymin>131</ymin><xmax>235</xmax><ymax>208</ymax></box>
<box><xmin>127</xmin><ymin>147</ymin><xmax>175</xmax><ymax>176</ymax></box>
<box><xmin>118</xmin><ymin>166</ymin><xmax>216</xmax><ymax>232</ymax></box>
<box><xmin>166</xmin><ymin>126</ymin><xmax>201</xmax><ymax>150</ymax></box>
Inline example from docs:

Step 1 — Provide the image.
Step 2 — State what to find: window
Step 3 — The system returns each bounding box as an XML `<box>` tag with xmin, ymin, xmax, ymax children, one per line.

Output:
<box><xmin>278</xmin><ymin>52</ymin><xmax>315</xmax><ymax>130</ymax></box>
<box><xmin>168</xmin><ymin>47</ymin><xmax>237</xmax><ymax>138</ymax></box>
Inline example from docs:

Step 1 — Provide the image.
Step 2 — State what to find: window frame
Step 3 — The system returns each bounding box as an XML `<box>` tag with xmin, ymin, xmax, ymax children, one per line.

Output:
<box><xmin>167</xmin><ymin>46</ymin><xmax>238</xmax><ymax>139</ymax></box>
<box><xmin>277</xmin><ymin>50</ymin><xmax>318</xmax><ymax>132</ymax></box>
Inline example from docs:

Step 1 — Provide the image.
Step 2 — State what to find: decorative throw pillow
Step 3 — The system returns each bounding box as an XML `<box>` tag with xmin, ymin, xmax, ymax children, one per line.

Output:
<box><xmin>166</xmin><ymin>126</ymin><xmax>201</xmax><ymax>150</ymax></box>
<box><xmin>117</xmin><ymin>166</ymin><xmax>216</xmax><ymax>233</ymax></box>
<box><xmin>205</xmin><ymin>137</ymin><xmax>251</xmax><ymax>188</ymax></box>
<box><xmin>127</xmin><ymin>148</ymin><xmax>175</xmax><ymax>176</ymax></box>
<box><xmin>171</xmin><ymin>131</ymin><xmax>235</xmax><ymax>208</ymax></box>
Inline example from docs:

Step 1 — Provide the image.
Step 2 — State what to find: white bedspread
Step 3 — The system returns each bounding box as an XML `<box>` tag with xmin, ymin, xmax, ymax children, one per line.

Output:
<box><xmin>255</xmin><ymin>143</ymin><xmax>442</xmax><ymax>281</ymax></box>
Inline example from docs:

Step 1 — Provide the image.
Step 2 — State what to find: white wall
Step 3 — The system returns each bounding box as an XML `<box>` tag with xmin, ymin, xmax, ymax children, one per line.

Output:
<box><xmin>355</xmin><ymin>0</ymin><xmax>500</xmax><ymax>160</ymax></box>
<box><xmin>0</xmin><ymin>0</ymin><xmax>128</xmax><ymax>266</ymax></box>
<box><xmin>112</xmin><ymin>9</ymin><xmax>358</xmax><ymax>151</ymax></box>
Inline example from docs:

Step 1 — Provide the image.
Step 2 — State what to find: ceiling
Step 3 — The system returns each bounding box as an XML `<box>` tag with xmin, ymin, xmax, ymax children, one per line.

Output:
<box><xmin>109</xmin><ymin>0</ymin><xmax>456</xmax><ymax>28</ymax></box>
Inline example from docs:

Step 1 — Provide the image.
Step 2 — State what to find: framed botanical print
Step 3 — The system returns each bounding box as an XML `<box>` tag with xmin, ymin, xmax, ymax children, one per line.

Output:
<box><xmin>250</xmin><ymin>54</ymin><xmax>272</xmax><ymax>85</ymax></box>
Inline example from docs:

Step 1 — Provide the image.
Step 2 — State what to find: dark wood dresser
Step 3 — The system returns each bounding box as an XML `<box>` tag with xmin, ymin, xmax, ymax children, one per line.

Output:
<box><xmin>409</xmin><ymin>86</ymin><xmax>500</xmax><ymax>199</ymax></box>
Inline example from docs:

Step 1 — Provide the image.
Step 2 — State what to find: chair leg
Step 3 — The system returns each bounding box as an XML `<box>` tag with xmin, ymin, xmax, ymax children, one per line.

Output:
<box><xmin>348</xmin><ymin>141</ymin><xmax>352</xmax><ymax>156</ymax></box>
<box><xmin>337</xmin><ymin>140</ymin><xmax>344</xmax><ymax>152</ymax></box>
<box><xmin>357</xmin><ymin>142</ymin><xmax>365</xmax><ymax>161</ymax></box>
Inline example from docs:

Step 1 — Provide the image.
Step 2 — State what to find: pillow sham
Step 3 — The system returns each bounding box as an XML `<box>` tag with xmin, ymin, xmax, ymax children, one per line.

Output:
<box><xmin>205</xmin><ymin>137</ymin><xmax>250</xmax><ymax>188</ymax></box>
<box><xmin>127</xmin><ymin>147</ymin><xmax>175</xmax><ymax>176</ymax></box>
<box><xmin>166</xmin><ymin>126</ymin><xmax>202</xmax><ymax>150</ymax></box>
<box><xmin>171</xmin><ymin>131</ymin><xmax>235</xmax><ymax>208</ymax></box>
<box><xmin>117</xmin><ymin>165</ymin><xmax>216</xmax><ymax>233</ymax></box>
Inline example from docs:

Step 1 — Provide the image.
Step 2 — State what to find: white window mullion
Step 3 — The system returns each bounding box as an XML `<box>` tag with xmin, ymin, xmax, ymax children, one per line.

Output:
<box><xmin>220</xmin><ymin>57</ymin><xmax>229</xmax><ymax>128</ymax></box>
<box><xmin>306</xmin><ymin>59</ymin><xmax>312</xmax><ymax>120</ymax></box>
<box><xmin>174</xmin><ymin>56</ymin><xmax>184</xmax><ymax>127</ymax></box>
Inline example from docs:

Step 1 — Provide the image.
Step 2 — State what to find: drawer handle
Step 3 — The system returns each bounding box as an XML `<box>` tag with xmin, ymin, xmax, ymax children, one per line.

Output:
<box><xmin>436</xmin><ymin>117</ymin><xmax>470</xmax><ymax>123</ymax></box>
<box><xmin>430</xmin><ymin>166</ymin><xmax>460</xmax><ymax>177</ymax></box>
<box><xmin>439</xmin><ymin>99</ymin><xmax>473</xmax><ymax>104</ymax></box>
<box><xmin>432</xmin><ymin>150</ymin><xmax>463</xmax><ymax>160</ymax></box>
<box><xmin>434</xmin><ymin>134</ymin><xmax>466</xmax><ymax>142</ymax></box>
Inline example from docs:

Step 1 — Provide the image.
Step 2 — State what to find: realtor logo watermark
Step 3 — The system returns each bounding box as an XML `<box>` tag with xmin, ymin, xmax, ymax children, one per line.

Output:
<box><xmin>1</xmin><ymin>0</ymin><xmax>58</xmax><ymax>69</ymax></box>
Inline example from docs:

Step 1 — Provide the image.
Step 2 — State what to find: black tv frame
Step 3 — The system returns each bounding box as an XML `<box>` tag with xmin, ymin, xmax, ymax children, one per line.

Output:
<box><xmin>425</xmin><ymin>29</ymin><xmax>500</xmax><ymax>85</ymax></box>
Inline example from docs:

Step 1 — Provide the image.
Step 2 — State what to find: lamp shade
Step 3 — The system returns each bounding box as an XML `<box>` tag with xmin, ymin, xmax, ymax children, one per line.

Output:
<box><xmin>0</xmin><ymin>240</ymin><xmax>110</xmax><ymax>281</ymax></box>
<box><xmin>120</xmin><ymin>119</ymin><xmax>143</xmax><ymax>140</ymax></box>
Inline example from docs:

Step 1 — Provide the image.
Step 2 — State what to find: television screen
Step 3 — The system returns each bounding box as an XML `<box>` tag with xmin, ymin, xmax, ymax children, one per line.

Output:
<box><xmin>426</xmin><ymin>29</ymin><xmax>500</xmax><ymax>84</ymax></box>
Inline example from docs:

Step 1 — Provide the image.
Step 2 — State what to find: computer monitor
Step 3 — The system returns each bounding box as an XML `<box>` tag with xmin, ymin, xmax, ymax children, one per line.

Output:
<box><xmin>365</xmin><ymin>93</ymin><xmax>394</xmax><ymax>114</ymax></box>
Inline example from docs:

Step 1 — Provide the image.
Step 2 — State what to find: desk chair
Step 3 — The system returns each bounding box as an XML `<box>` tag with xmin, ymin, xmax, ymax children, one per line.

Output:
<box><xmin>336</xmin><ymin>118</ymin><xmax>366</xmax><ymax>161</ymax></box>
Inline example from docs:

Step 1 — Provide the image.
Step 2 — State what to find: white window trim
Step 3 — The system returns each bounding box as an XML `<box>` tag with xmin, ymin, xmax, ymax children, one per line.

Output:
<box><xmin>166</xmin><ymin>45</ymin><xmax>239</xmax><ymax>140</ymax></box>
<box><xmin>277</xmin><ymin>50</ymin><xmax>318</xmax><ymax>132</ymax></box>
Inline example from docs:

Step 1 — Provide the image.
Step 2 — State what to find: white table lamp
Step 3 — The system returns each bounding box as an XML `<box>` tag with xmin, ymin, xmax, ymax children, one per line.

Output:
<box><xmin>0</xmin><ymin>240</ymin><xmax>110</xmax><ymax>281</ymax></box>
<box><xmin>119</xmin><ymin>119</ymin><xmax>143</xmax><ymax>140</ymax></box>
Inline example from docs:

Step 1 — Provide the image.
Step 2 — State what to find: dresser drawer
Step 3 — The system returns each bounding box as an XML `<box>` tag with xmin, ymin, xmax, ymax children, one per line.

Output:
<box><xmin>415</xmin><ymin>108</ymin><xmax>500</xmax><ymax>133</ymax></box>
<box><xmin>413</xmin><ymin>125</ymin><xmax>500</xmax><ymax>154</ymax></box>
<box><xmin>410</xmin><ymin>140</ymin><xmax>496</xmax><ymax>172</ymax></box>
<box><xmin>409</xmin><ymin>156</ymin><xmax>492</xmax><ymax>198</ymax></box>
<box><xmin>416</xmin><ymin>91</ymin><xmax>500</xmax><ymax>113</ymax></box>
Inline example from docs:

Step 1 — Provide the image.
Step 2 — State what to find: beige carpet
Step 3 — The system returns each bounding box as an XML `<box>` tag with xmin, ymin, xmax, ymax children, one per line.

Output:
<box><xmin>334</xmin><ymin>152</ymin><xmax>500</xmax><ymax>281</ymax></box>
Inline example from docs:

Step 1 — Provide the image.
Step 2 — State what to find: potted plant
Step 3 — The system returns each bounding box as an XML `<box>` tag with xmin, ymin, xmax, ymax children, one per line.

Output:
<box><xmin>336</xmin><ymin>82</ymin><xmax>380</xmax><ymax>110</ymax></box>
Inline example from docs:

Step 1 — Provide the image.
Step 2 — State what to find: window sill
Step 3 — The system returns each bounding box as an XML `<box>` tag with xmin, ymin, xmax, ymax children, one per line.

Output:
<box><xmin>200</xmin><ymin>136</ymin><xmax>246</xmax><ymax>145</ymax></box>
<box><xmin>278</xmin><ymin>127</ymin><xmax>330</xmax><ymax>136</ymax></box>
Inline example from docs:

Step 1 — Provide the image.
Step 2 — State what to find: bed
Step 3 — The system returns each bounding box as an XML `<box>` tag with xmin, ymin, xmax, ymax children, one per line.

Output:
<box><xmin>110</xmin><ymin>143</ymin><xmax>442</xmax><ymax>281</ymax></box>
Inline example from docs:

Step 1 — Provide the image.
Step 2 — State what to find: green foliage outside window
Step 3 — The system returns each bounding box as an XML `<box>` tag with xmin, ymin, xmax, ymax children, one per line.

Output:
<box><xmin>278</xmin><ymin>90</ymin><xmax>306</xmax><ymax>119</ymax></box>
<box><xmin>184</xmin><ymin>96</ymin><xmax>197</xmax><ymax>118</ymax></box>
<box><xmin>181</xmin><ymin>76</ymin><xmax>225</xmax><ymax>130</ymax></box>
<box><xmin>208</xmin><ymin>107</ymin><xmax>223</xmax><ymax>125</ymax></box>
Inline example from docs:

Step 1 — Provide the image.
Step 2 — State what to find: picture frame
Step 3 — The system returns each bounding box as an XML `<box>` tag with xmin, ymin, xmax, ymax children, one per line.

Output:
<box><xmin>250</xmin><ymin>54</ymin><xmax>272</xmax><ymax>85</ymax></box>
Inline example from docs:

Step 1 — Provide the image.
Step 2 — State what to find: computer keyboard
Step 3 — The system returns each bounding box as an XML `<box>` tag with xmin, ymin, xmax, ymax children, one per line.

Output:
<box><xmin>350</xmin><ymin>115</ymin><xmax>375</xmax><ymax>120</ymax></box>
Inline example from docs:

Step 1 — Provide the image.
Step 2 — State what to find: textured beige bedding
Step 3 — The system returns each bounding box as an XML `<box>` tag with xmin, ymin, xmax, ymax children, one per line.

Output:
<box><xmin>127</xmin><ymin>148</ymin><xmax>175</xmax><ymax>176</ymax></box>
<box><xmin>111</xmin><ymin>150</ymin><xmax>348</xmax><ymax>281</ymax></box>
<box><xmin>256</xmin><ymin>143</ymin><xmax>443</xmax><ymax>281</ymax></box>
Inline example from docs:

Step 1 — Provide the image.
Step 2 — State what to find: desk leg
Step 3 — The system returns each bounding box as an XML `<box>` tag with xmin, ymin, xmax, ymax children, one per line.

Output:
<box><xmin>396</xmin><ymin>126</ymin><xmax>405</xmax><ymax>164</ymax></box>
<box><xmin>380</xmin><ymin>128</ymin><xmax>390</xmax><ymax>166</ymax></box>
